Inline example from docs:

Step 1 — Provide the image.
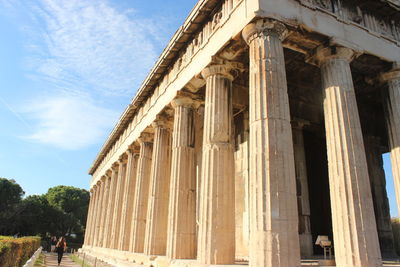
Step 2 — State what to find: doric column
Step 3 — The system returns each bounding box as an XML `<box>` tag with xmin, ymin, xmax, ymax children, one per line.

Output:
<box><xmin>96</xmin><ymin>176</ymin><xmax>108</xmax><ymax>247</ymax></box>
<box><xmin>111</xmin><ymin>157</ymin><xmax>127</xmax><ymax>249</ymax></box>
<box><xmin>382</xmin><ymin>63</ymin><xmax>400</xmax><ymax>216</ymax></box>
<box><xmin>130</xmin><ymin>133</ymin><xmax>153</xmax><ymax>253</ymax></box>
<box><xmin>99</xmin><ymin>174</ymin><xmax>111</xmax><ymax>247</ymax></box>
<box><xmin>144</xmin><ymin>116</ymin><xmax>172</xmax><ymax>255</ymax></box>
<box><xmin>197</xmin><ymin>61</ymin><xmax>237</xmax><ymax>264</ymax></box>
<box><xmin>292</xmin><ymin>120</ymin><xmax>313</xmax><ymax>257</ymax></box>
<box><xmin>118</xmin><ymin>147</ymin><xmax>140</xmax><ymax>251</ymax></box>
<box><xmin>104</xmin><ymin>165</ymin><xmax>118</xmax><ymax>248</ymax></box>
<box><xmin>242</xmin><ymin>19</ymin><xmax>300</xmax><ymax>267</ymax></box>
<box><xmin>93</xmin><ymin>181</ymin><xmax>103</xmax><ymax>247</ymax></box>
<box><xmin>313</xmin><ymin>45</ymin><xmax>382</xmax><ymax>267</ymax></box>
<box><xmin>87</xmin><ymin>186</ymin><xmax>97</xmax><ymax>246</ymax></box>
<box><xmin>166</xmin><ymin>96</ymin><xmax>197</xmax><ymax>259</ymax></box>
<box><xmin>84</xmin><ymin>189</ymin><xmax>94</xmax><ymax>246</ymax></box>
<box><xmin>364</xmin><ymin>136</ymin><xmax>396</xmax><ymax>257</ymax></box>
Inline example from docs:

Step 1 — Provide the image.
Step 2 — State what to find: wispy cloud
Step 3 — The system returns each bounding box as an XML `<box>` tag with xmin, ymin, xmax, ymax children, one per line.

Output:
<box><xmin>1</xmin><ymin>0</ymin><xmax>172</xmax><ymax>150</ymax></box>
<box><xmin>31</xmin><ymin>0</ymin><xmax>161</xmax><ymax>96</ymax></box>
<box><xmin>22</xmin><ymin>94</ymin><xmax>119</xmax><ymax>150</ymax></box>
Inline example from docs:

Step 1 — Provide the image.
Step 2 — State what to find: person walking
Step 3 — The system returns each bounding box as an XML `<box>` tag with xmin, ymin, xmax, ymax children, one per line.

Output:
<box><xmin>55</xmin><ymin>236</ymin><xmax>67</xmax><ymax>266</ymax></box>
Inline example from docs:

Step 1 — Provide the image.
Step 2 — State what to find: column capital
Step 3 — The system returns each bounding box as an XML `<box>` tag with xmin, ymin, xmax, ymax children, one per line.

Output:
<box><xmin>381</xmin><ymin>63</ymin><xmax>400</xmax><ymax>82</ymax></box>
<box><xmin>171</xmin><ymin>92</ymin><xmax>202</xmax><ymax>109</ymax></box>
<box><xmin>118</xmin><ymin>154</ymin><xmax>128</xmax><ymax>164</ymax></box>
<box><xmin>152</xmin><ymin>115</ymin><xmax>173</xmax><ymax>130</ymax></box>
<box><xmin>111</xmin><ymin>162</ymin><xmax>119</xmax><ymax>171</ymax></box>
<box><xmin>201</xmin><ymin>57</ymin><xmax>244</xmax><ymax>81</ymax></box>
<box><xmin>242</xmin><ymin>18</ymin><xmax>288</xmax><ymax>44</ymax></box>
<box><xmin>138</xmin><ymin>132</ymin><xmax>153</xmax><ymax>144</ymax></box>
<box><xmin>128</xmin><ymin>144</ymin><xmax>140</xmax><ymax>155</ymax></box>
<box><xmin>100</xmin><ymin>176</ymin><xmax>107</xmax><ymax>183</ymax></box>
<box><xmin>307</xmin><ymin>45</ymin><xmax>356</xmax><ymax>66</ymax></box>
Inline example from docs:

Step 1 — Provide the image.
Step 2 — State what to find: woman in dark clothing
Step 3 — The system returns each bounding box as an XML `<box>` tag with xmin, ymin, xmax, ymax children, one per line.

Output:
<box><xmin>55</xmin><ymin>236</ymin><xmax>67</xmax><ymax>266</ymax></box>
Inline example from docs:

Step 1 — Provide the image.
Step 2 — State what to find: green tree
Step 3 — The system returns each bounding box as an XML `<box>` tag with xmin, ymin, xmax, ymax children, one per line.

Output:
<box><xmin>14</xmin><ymin>195</ymin><xmax>58</xmax><ymax>236</ymax></box>
<box><xmin>0</xmin><ymin>178</ymin><xmax>24</xmax><ymax>235</ymax></box>
<box><xmin>0</xmin><ymin>178</ymin><xmax>24</xmax><ymax>212</ymax></box>
<box><xmin>45</xmin><ymin>186</ymin><xmax>89</xmax><ymax>238</ymax></box>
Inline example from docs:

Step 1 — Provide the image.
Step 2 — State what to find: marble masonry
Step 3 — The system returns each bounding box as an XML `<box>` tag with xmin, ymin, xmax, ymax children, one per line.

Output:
<box><xmin>81</xmin><ymin>0</ymin><xmax>400</xmax><ymax>266</ymax></box>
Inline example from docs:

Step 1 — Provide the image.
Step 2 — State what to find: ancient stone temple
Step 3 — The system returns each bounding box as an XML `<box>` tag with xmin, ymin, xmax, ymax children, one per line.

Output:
<box><xmin>81</xmin><ymin>0</ymin><xmax>400</xmax><ymax>266</ymax></box>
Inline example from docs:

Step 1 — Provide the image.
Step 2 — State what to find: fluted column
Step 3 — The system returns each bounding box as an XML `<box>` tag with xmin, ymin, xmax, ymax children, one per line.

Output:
<box><xmin>144</xmin><ymin>117</ymin><xmax>172</xmax><ymax>255</ymax></box>
<box><xmin>242</xmin><ymin>19</ymin><xmax>300</xmax><ymax>267</ymax></box>
<box><xmin>99</xmin><ymin>174</ymin><xmax>111</xmax><ymax>247</ymax></box>
<box><xmin>93</xmin><ymin>181</ymin><xmax>103</xmax><ymax>246</ymax></box>
<box><xmin>167</xmin><ymin>96</ymin><xmax>197</xmax><ymax>259</ymax></box>
<box><xmin>96</xmin><ymin>176</ymin><xmax>108</xmax><ymax>247</ymax></box>
<box><xmin>130</xmin><ymin>134</ymin><xmax>153</xmax><ymax>253</ymax></box>
<box><xmin>292</xmin><ymin>121</ymin><xmax>313</xmax><ymax>257</ymax></box>
<box><xmin>104</xmin><ymin>166</ymin><xmax>118</xmax><ymax>248</ymax></box>
<box><xmin>111</xmin><ymin>158</ymin><xmax>127</xmax><ymax>249</ymax></box>
<box><xmin>118</xmin><ymin>147</ymin><xmax>140</xmax><ymax>251</ymax></box>
<box><xmin>84</xmin><ymin>189</ymin><xmax>94</xmax><ymax>246</ymax></box>
<box><xmin>314</xmin><ymin>45</ymin><xmax>382</xmax><ymax>267</ymax></box>
<box><xmin>87</xmin><ymin>186</ymin><xmax>98</xmax><ymax>246</ymax></box>
<box><xmin>364</xmin><ymin>136</ymin><xmax>396</xmax><ymax>257</ymax></box>
<box><xmin>382</xmin><ymin>63</ymin><xmax>400</xmax><ymax>216</ymax></box>
<box><xmin>197</xmin><ymin>62</ymin><xmax>236</xmax><ymax>264</ymax></box>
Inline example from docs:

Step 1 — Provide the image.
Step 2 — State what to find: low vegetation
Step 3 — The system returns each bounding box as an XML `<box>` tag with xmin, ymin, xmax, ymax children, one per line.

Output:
<box><xmin>70</xmin><ymin>254</ymin><xmax>91</xmax><ymax>267</ymax></box>
<box><xmin>0</xmin><ymin>236</ymin><xmax>41</xmax><ymax>267</ymax></box>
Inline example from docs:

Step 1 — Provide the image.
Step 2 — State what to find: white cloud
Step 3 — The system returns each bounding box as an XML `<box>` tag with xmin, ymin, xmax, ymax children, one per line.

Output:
<box><xmin>22</xmin><ymin>94</ymin><xmax>119</xmax><ymax>150</ymax></box>
<box><xmin>31</xmin><ymin>0</ymin><xmax>161</xmax><ymax>96</ymax></box>
<box><xmin>1</xmin><ymin>0</ymin><xmax>173</xmax><ymax>150</ymax></box>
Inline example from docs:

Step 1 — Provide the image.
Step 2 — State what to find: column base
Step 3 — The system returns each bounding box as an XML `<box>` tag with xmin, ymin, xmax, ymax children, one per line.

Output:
<box><xmin>77</xmin><ymin>248</ymin><xmax>400</xmax><ymax>267</ymax></box>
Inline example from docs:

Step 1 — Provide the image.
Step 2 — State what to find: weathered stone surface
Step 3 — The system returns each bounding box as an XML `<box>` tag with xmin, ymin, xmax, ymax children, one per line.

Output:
<box><xmin>197</xmin><ymin>63</ymin><xmax>236</xmax><ymax>264</ymax></box>
<box><xmin>166</xmin><ymin>97</ymin><xmax>197</xmax><ymax>259</ymax></box>
<box><xmin>316</xmin><ymin>45</ymin><xmax>382</xmax><ymax>267</ymax></box>
<box><xmin>130</xmin><ymin>135</ymin><xmax>153</xmax><ymax>253</ymax></box>
<box><xmin>111</xmin><ymin>160</ymin><xmax>127</xmax><ymax>249</ymax></box>
<box><xmin>83</xmin><ymin>188</ymin><xmax>95</xmax><ymax>246</ymax></box>
<box><xmin>242</xmin><ymin>19</ymin><xmax>301</xmax><ymax>267</ymax></box>
<box><xmin>144</xmin><ymin>118</ymin><xmax>172</xmax><ymax>256</ymax></box>
<box><xmin>98</xmin><ymin>176</ymin><xmax>110</xmax><ymax>247</ymax></box>
<box><xmin>104</xmin><ymin>166</ymin><xmax>118</xmax><ymax>248</ymax></box>
<box><xmin>118</xmin><ymin>149</ymin><xmax>139</xmax><ymax>251</ymax></box>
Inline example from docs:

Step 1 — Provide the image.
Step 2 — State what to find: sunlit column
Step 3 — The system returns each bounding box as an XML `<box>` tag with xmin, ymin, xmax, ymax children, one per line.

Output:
<box><xmin>118</xmin><ymin>146</ymin><xmax>140</xmax><ymax>251</ymax></box>
<box><xmin>242</xmin><ymin>19</ymin><xmax>300</xmax><ymax>267</ymax></box>
<box><xmin>130</xmin><ymin>133</ymin><xmax>153</xmax><ymax>253</ymax></box>
<box><xmin>314</xmin><ymin>45</ymin><xmax>382</xmax><ymax>267</ymax></box>
<box><xmin>166</xmin><ymin>96</ymin><xmax>197</xmax><ymax>259</ymax></box>
<box><xmin>111</xmin><ymin>158</ymin><xmax>127</xmax><ymax>249</ymax></box>
<box><xmin>144</xmin><ymin>116</ymin><xmax>172</xmax><ymax>255</ymax></box>
<box><xmin>197</xmin><ymin>62</ymin><xmax>236</xmax><ymax>264</ymax></box>
<box><xmin>104</xmin><ymin>165</ymin><xmax>119</xmax><ymax>248</ymax></box>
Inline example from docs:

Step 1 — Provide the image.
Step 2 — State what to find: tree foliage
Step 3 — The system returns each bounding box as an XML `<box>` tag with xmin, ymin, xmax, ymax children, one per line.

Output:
<box><xmin>0</xmin><ymin>179</ymin><xmax>89</xmax><ymax>244</ymax></box>
<box><xmin>0</xmin><ymin>178</ymin><xmax>24</xmax><ymax>212</ymax></box>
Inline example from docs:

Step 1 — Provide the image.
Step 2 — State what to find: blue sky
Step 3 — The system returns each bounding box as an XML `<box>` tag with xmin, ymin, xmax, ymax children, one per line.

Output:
<box><xmin>0</xmin><ymin>0</ymin><xmax>398</xmax><ymax>217</ymax></box>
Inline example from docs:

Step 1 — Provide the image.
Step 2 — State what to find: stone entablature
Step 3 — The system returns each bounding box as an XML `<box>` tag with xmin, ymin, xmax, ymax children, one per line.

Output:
<box><xmin>297</xmin><ymin>0</ymin><xmax>400</xmax><ymax>42</ymax></box>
